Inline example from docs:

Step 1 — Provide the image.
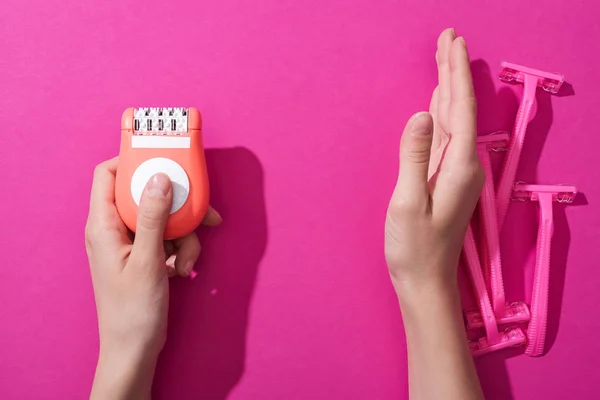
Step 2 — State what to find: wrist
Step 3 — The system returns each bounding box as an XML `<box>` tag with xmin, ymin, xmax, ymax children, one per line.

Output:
<box><xmin>98</xmin><ymin>341</ymin><xmax>159</xmax><ymax>367</ymax></box>
<box><xmin>91</xmin><ymin>344</ymin><xmax>159</xmax><ymax>400</ymax></box>
<box><xmin>393</xmin><ymin>274</ymin><xmax>462</xmax><ymax>319</ymax></box>
<box><xmin>392</xmin><ymin>271</ymin><xmax>458</xmax><ymax>302</ymax></box>
<box><xmin>99</xmin><ymin>334</ymin><xmax>163</xmax><ymax>362</ymax></box>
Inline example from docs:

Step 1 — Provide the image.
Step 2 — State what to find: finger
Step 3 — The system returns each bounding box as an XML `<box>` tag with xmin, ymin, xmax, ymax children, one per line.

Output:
<box><xmin>436</xmin><ymin>28</ymin><xmax>456</xmax><ymax>133</ymax></box>
<box><xmin>89</xmin><ymin>157</ymin><xmax>119</xmax><ymax>218</ymax></box>
<box><xmin>429</xmin><ymin>86</ymin><xmax>442</xmax><ymax>153</ymax></box>
<box><xmin>429</xmin><ymin>86</ymin><xmax>439</xmax><ymax>118</ymax></box>
<box><xmin>173</xmin><ymin>233</ymin><xmax>201</xmax><ymax>277</ymax></box>
<box><xmin>132</xmin><ymin>173</ymin><xmax>173</xmax><ymax>255</ymax></box>
<box><xmin>432</xmin><ymin>37</ymin><xmax>480</xmax><ymax>218</ymax></box>
<box><xmin>166</xmin><ymin>254</ymin><xmax>177</xmax><ymax>277</ymax></box>
<box><xmin>395</xmin><ymin>112</ymin><xmax>434</xmax><ymax>206</ymax></box>
<box><xmin>428</xmin><ymin>87</ymin><xmax>447</xmax><ymax>181</ymax></box>
<box><xmin>447</xmin><ymin>36</ymin><xmax>477</xmax><ymax>160</ymax></box>
<box><xmin>202</xmin><ymin>206</ymin><xmax>222</xmax><ymax>226</ymax></box>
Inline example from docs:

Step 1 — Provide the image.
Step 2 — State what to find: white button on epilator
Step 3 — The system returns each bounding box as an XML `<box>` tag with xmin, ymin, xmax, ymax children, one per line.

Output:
<box><xmin>130</xmin><ymin>157</ymin><xmax>190</xmax><ymax>214</ymax></box>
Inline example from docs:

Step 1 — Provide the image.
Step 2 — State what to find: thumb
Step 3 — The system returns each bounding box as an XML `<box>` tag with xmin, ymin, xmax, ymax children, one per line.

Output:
<box><xmin>133</xmin><ymin>173</ymin><xmax>173</xmax><ymax>252</ymax></box>
<box><xmin>395</xmin><ymin>112</ymin><xmax>434</xmax><ymax>205</ymax></box>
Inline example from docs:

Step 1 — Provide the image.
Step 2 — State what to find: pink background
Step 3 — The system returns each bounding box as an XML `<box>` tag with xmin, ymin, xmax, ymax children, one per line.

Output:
<box><xmin>1</xmin><ymin>0</ymin><xmax>599</xmax><ymax>398</ymax></box>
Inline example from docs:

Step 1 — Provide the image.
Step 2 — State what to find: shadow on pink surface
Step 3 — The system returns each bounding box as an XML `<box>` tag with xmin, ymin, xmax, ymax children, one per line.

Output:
<box><xmin>153</xmin><ymin>147</ymin><xmax>267</xmax><ymax>400</ymax></box>
<box><xmin>464</xmin><ymin>59</ymin><xmax>578</xmax><ymax>399</ymax></box>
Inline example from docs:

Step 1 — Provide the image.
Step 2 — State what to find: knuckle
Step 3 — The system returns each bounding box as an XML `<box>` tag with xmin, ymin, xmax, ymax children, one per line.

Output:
<box><xmin>468</xmin><ymin>161</ymin><xmax>485</xmax><ymax>188</ymax></box>
<box><xmin>178</xmin><ymin>237</ymin><xmax>201</xmax><ymax>259</ymax></box>
<box><xmin>456</xmin><ymin>161</ymin><xmax>484</xmax><ymax>188</ymax></box>
<box><xmin>403</xmin><ymin>139</ymin><xmax>432</xmax><ymax>165</ymax></box>
<box><xmin>84</xmin><ymin>220</ymin><xmax>104</xmax><ymax>250</ymax></box>
<box><xmin>387</xmin><ymin>196</ymin><xmax>415</xmax><ymax>216</ymax></box>
<box><xmin>85</xmin><ymin>221</ymin><xmax>97</xmax><ymax>241</ymax></box>
<box><xmin>93</xmin><ymin>163</ymin><xmax>106</xmax><ymax>180</ymax></box>
<box><xmin>384</xmin><ymin>247</ymin><xmax>404</xmax><ymax>272</ymax></box>
<box><xmin>187</xmin><ymin>235</ymin><xmax>202</xmax><ymax>257</ymax></box>
<box><xmin>191</xmin><ymin>235</ymin><xmax>202</xmax><ymax>253</ymax></box>
<box><xmin>84</xmin><ymin>224</ymin><xmax>94</xmax><ymax>250</ymax></box>
<box><xmin>387</xmin><ymin>192</ymin><xmax>429</xmax><ymax>222</ymax></box>
<box><xmin>407</xmin><ymin>147</ymin><xmax>431</xmax><ymax>165</ymax></box>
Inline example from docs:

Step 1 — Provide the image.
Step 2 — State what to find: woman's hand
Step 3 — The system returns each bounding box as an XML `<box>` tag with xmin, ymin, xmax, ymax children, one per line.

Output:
<box><xmin>384</xmin><ymin>29</ymin><xmax>485</xmax><ymax>400</ymax></box>
<box><xmin>85</xmin><ymin>157</ymin><xmax>221</xmax><ymax>399</ymax></box>
<box><xmin>384</xmin><ymin>29</ymin><xmax>484</xmax><ymax>293</ymax></box>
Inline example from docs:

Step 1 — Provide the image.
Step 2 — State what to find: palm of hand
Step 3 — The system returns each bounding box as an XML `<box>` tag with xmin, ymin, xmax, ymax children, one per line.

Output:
<box><xmin>385</xmin><ymin>28</ymin><xmax>484</xmax><ymax>284</ymax></box>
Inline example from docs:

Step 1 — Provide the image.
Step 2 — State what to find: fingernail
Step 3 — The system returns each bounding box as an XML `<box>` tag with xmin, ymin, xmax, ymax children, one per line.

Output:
<box><xmin>410</xmin><ymin>112</ymin><xmax>431</xmax><ymax>136</ymax></box>
<box><xmin>189</xmin><ymin>269</ymin><xmax>198</xmax><ymax>280</ymax></box>
<box><xmin>459</xmin><ymin>36</ymin><xmax>466</xmax><ymax>46</ymax></box>
<box><xmin>449</xmin><ymin>28</ymin><xmax>456</xmax><ymax>37</ymax></box>
<box><xmin>146</xmin><ymin>173</ymin><xmax>171</xmax><ymax>198</ymax></box>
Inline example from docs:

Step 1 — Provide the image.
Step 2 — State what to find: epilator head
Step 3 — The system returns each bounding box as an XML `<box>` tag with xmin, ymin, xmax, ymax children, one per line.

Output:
<box><xmin>115</xmin><ymin>107</ymin><xmax>209</xmax><ymax>240</ymax></box>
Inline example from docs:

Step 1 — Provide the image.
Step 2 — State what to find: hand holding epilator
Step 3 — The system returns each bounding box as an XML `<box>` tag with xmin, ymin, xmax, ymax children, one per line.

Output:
<box><xmin>115</xmin><ymin>107</ymin><xmax>209</xmax><ymax>240</ymax></box>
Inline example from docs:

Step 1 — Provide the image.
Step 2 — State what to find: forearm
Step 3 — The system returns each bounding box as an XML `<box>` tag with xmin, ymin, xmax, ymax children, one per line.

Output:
<box><xmin>90</xmin><ymin>345</ymin><xmax>158</xmax><ymax>400</ymax></box>
<box><xmin>397</xmin><ymin>278</ymin><xmax>483</xmax><ymax>400</ymax></box>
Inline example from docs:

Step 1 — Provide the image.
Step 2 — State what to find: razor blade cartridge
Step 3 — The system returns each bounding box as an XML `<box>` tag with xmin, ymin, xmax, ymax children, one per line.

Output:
<box><xmin>477</xmin><ymin>131</ymin><xmax>510</xmax><ymax>152</ymax></box>
<box><xmin>499</xmin><ymin>62</ymin><xmax>564</xmax><ymax>94</ymax></box>
<box><xmin>466</xmin><ymin>302</ymin><xmax>530</xmax><ymax>329</ymax></box>
<box><xmin>470</xmin><ymin>327</ymin><xmax>526</xmax><ymax>357</ymax></box>
<box><xmin>512</xmin><ymin>184</ymin><xmax>577</xmax><ymax>203</ymax></box>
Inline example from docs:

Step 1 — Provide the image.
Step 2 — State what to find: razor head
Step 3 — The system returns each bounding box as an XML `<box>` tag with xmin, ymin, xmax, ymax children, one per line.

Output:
<box><xmin>512</xmin><ymin>183</ymin><xmax>578</xmax><ymax>203</ymax></box>
<box><xmin>469</xmin><ymin>327</ymin><xmax>526</xmax><ymax>357</ymax></box>
<box><xmin>499</xmin><ymin>62</ymin><xmax>564</xmax><ymax>94</ymax></box>
<box><xmin>465</xmin><ymin>302</ymin><xmax>530</xmax><ymax>329</ymax></box>
<box><xmin>133</xmin><ymin>107</ymin><xmax>188</xmax><ymax>134</ymax></box>
<box><xmin>477</xmin><ymin>131</ymin><xmax>509</xmax><ymax>152</ymax></box>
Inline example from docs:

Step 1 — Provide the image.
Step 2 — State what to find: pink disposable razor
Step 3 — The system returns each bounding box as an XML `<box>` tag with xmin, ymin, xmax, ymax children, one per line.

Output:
<box><xmin>465</xmin><ymin>133</ymin><xmax>530</xmax><ymax>329</ymax></box>
<box><xmin>512</xmin><ymin>183</ymin><xmax>577</xmax><ymax>356</ymax></box>
<box><xmin>462</xmin><ymin>226</ymin><xmax>526</xmax><ymax>357</ymax></box>
<box><xmin>496</xmin><ymin>62</ymin><xmax>564</xmax><ymax>230</ymax></box>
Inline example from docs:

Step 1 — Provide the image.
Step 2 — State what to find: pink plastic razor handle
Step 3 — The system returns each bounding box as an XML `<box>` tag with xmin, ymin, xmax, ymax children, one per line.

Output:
<box><xmin>463</xmin><ymin>226</ymin><xmax>500</xmax><ymax>345</ymax></box>
<box><xmin>512</xmin><ymin>183</ymin><xmax>577</xmax><ymax>357</ymax></box>
<box><xmin>465</xmin><ymin>133</ymin><xmax>531</xmax><ymax>329</ymax></box>
<box><xmin>462</xmin><ymin>226</ymin><xmax>526</xmax><ymax>356</ymax></box>
<box><xmin>469</xmin><ymin>328</ymin><xmax>527</xmax><ymax>357</ymax></box>
<box><xmin>496</xmin><ymin>62</ymin><xmax>565</xmax><ymax>231</ymax></box>
<box><xmin>478</xmin><ymin>133</ymin><xmax>508</xmax><ymax>314</ymax></box>
<box><xmin>465</xmin><ymin>302</ymin><xmax>530</xmax><ymax>329</ymax></box>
